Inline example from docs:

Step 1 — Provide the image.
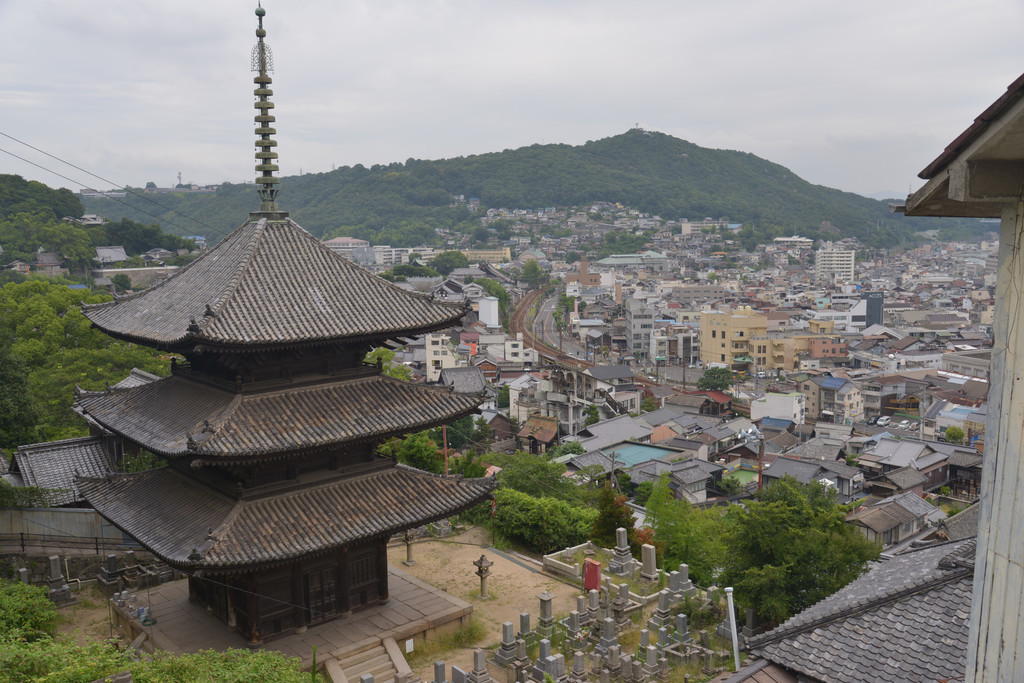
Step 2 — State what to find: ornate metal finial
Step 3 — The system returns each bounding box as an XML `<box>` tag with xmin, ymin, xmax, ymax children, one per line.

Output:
<box><xmin>252</xmin><ymin>2</ymin><xmax>281</xmax><ymax>213</ymax></box>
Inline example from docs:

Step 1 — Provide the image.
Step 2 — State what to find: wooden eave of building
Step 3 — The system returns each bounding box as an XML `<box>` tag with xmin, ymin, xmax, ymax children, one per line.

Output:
<box><xmin>74</xmin><ymin>373</ymin><xmax>482</xmax><ymax>463</ymax></box>
<box><xmin>77</xmin><ymin>464</ymin><xmax>496</xmax><ymax>575</ymax></box>
<box><xmin>904</xmin><ymin>73</ymin><xmax>1024</xmax><ymax>218</ymax></box>
<box><xmin>83</xmin><ymin>217</ymin><xmax>466</xmax><ymax>352</ymax></box>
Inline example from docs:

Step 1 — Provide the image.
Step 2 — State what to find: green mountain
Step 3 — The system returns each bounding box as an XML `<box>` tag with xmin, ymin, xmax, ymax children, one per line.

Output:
<box><xmin>81</xmin><ymin>129</ymin><xmax>981</xmax><ymax>248</ymax></box>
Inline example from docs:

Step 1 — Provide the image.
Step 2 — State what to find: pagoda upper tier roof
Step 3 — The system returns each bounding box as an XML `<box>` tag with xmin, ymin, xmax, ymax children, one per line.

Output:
<box><xmin>74</xmin><ymin>373</ymin><xmax>481</xmax><ymax>462</ymax></box>
<box><xmin>78</xmin><ymin>464</ymin><xmax>496</xmax><ymax>573</ymax></box>
<box><xmin>83</xmin><ymin>217</ymin><xmax>466</xmax><ymax>350</ymax></box>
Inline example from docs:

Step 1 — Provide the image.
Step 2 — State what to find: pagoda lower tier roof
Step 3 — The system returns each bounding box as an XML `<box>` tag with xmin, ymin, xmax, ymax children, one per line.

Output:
<box><xmin>83</xmin><ymin>217</ymin><xmax>466</xmax><ymax>351</ymax></box>
<box><xmin>77</xmin><ymin>465</ymin><xmax>495</xmax><ymax>574</ymax></box>
<box><xmin>74</xmin><ymin>374</ymin><xmax>481</xmax><ymax>462</ymax></box>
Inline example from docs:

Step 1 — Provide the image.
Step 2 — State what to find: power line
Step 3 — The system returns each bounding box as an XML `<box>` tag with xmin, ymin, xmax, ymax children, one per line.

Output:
<box><xmin>0</xmin><ymin>132</ymin><xmax>233</xmax><ymax>241</ymax></box>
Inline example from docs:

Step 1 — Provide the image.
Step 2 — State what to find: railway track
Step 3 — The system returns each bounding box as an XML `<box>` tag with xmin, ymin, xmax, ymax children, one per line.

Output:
<box><xmin>509</xmin><ymin>288</ymin><xmax>593</xmax><ymax>370</ymax></box>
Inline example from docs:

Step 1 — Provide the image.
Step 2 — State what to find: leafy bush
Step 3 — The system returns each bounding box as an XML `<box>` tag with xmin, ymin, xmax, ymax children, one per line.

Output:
<box><xmin>0</xmin><ymin>580</ymin><xmax>59</xmax><ymax>642</ymax></box>
<box><xmin>493</xmin><ymin>488</ymin><xmax>597</xmax><ymax>553</ymax></box>
<box><xmin>0</xmin><ymin>640</ymin><xmax>318</xmax><ymax>682</ymax></box>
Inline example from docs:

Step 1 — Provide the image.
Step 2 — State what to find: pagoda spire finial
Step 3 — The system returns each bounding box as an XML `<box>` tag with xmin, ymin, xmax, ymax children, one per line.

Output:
<box><xmin>251</xmin><ymin>2</ymin><xmax>284</xmax><ymax>215</ymax></box>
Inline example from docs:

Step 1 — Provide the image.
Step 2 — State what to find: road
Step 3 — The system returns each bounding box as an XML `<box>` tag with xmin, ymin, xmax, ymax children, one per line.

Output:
<box><xmin>532</xmin><ymin>294</ymin><xmax>585</xmax><ymax>358</ymax></box>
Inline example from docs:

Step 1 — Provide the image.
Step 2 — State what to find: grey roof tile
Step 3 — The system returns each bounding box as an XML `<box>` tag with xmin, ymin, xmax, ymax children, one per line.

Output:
<box><xmin>84</xmin><ymin>218</ymin><xmax>465</xmax><ymax>349</ymax></box>
<box><xmin>76</xmin><ymin>373</ymin><xmax>481</xmax><ymax>460</ymax></box>
<box><xmin>78</xmin><ymin>464</ymin><xmax>496</xmax><ymax>571</ymax></box>
<box><xmin>12</xmin><ymin>437</ymin><xmax>112</xmax><ymax>506</ymax></box>
<box><xmin>749</xmin><ymin>539</ymin><xmax>975</xmax><ymax>683</ymax></box>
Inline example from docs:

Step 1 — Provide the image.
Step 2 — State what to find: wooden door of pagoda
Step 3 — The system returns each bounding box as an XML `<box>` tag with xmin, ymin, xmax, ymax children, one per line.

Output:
<box><xmin>303</xmin><ymin>566</ymin><xmax>338</xmax><ymax>625</ymax></box>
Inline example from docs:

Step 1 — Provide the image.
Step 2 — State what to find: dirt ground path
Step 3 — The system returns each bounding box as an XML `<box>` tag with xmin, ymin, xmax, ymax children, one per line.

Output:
<box><xmin>387</xmin><ymin>526</ymin><xmax>582</xmax><ymax>680</ymax></box>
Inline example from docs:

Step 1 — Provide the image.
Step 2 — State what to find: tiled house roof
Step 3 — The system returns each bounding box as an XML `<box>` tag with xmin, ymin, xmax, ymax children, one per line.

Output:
<box><xmin>748</xmin><ymin>539</ymin><xmax>975</xmax><ymax>682</ymax></box>
<box><xmin>78</xmin><ymin>464</ymin><xmax>496</xmax><ymax>572</ymax></box>
<box><xmin>11</xmin><ymin>437</ymin><xmax>112</xmax><ymax>506</ymax></box>
<box><xmin>84</xmin><ymin>218</ymin><xmax>466</xmax><ymax>350</ymax></box>
<box><xmin>75</xmin><ymin>373</ymin><xmax>481</xmax><ymax>461</ymax></box>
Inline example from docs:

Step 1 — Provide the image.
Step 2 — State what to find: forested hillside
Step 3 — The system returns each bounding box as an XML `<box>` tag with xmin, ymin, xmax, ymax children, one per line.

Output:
<box><xmin>79</xmin><ymin>129</ymin><xmax>982</xmax><ymax>248</ymax></box>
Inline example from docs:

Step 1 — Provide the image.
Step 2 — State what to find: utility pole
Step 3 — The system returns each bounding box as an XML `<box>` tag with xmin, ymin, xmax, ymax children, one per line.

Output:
<box><xmin>442</xmin><ymin>423</ymin><xmax>449</xmax><ymax>475</ymax></box>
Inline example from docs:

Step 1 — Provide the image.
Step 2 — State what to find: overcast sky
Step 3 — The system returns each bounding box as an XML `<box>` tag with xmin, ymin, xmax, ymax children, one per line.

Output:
<box><xmin>3</xmin><ymin>0</ymin><xmax>1023</xmax><ymax>202</ymax></box>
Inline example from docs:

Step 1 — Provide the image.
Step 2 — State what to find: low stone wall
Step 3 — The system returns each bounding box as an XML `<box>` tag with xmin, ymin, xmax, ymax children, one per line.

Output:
<box><xmin>541</xmin><ymin>541</ymin><xmax>598</xmax><ymax>580</ymax></box>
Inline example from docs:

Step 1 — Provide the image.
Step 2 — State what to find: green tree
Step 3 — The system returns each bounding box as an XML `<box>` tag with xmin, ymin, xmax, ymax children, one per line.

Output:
<box><xmin>492</xmin><ymin>488</ymin><xmax>597</xmax><ymax>553</ymax></box>
<box><xmin>640</xmin><ymin>397</ymin><xmax>658</xmax><ymax>412</ymax></box>
<box><xmin>0</xmin><ymin>278</ymin><xmax>170</xmax><ymax>442</ymax></box>
<box><xmin>110</xmin><ymin>273</ymin><xmax>132</xmax><ymax>293</ymax></box>
<box><xmin>720</xmin><ymin>476</ymin><xmax>880</xmax><ymax>625</ymax></box>
<box><xmin>491</xmin><ymin>450</ymin><xmax>579</xmax><ymax>503</ymax></box>
<box><xmin>944</xmin><ymin>426</ymin><xmax>965</xmax><ymax>445</ymax></box>
<box><xmin>584</xmin><ymin>405</ymin><xmax>600</xmax><ymax>426</ymax></box>
<box><xmin>545</xmin><ymin>441</ymin><xmax>584</xmax><ymax>459</ymax></box>
<box><xmin>633</xmin><ymin>481</ymin><xmax>654</xmax><ymax>506</ymax></box>
<box><xmin>388</xmin><ymin>432</ymin><xmax>443</xmax><ymax>473</ymax></box>
<box><xmin>697</xmin><ymin>367</ymin><xmax>734</xmax><ymax>392</ymax></box>
<box><xmin>520</xmin><ymin>259</ymin><xmax>547</xmax><ymax>288</ymax></box>
<box><xmin>0</xmin><ymin>580</ymin><xmax>59</xmax><ymax>641</ymax></box>
<box><xmin>644</xmin><ymin>474</ymin><xmax>727</xmax><ymax>585</ymax></box>
<box><xmin>0</xmin><ymin>340</ymin><xmax>38</xmax><ymax>449</ymax></box>
<box><xmin>590</xmin><ymin>485</ymin><xmax>635</xmax><ymax>549</ymax></box>
<box><xmin>497</xmin><ymin>384</ymin><xmax>510</xmax><ymax>408</ymax></box>
<box><xmin>365</xmin><ymin>347</ymin><xmax>412</xmax><ymax>380</ymax></box>
<box><xmin>430</xmin><ymin>250</ymin><xmax>470</xmax><ymax>276</ymax></box>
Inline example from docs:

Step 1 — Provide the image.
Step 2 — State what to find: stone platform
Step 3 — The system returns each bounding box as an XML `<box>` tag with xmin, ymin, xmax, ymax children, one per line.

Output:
<box><xmin>114</xmin><ymin>566</ymin><xmax>472</xmax><ymax>669</ymax></box>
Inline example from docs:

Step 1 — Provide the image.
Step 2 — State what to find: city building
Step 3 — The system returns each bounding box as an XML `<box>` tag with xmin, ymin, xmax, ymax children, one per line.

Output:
<box><xmin>699</xmin><ymin>306</ymin><xmax>768</xmax><ymax>372</ymax></box>
<box><xmin>815</xmin><ymin>242</ymin><xmax>856</xmax><ymax>284</ymax></box>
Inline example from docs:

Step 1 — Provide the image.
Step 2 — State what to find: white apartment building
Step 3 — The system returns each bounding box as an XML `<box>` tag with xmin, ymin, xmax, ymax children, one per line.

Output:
<box><xmin>425</xmin><ymin>333</ymin><xmax>457</xmax><ymax>382</ymax></box>
<box><xmin>815</xmin><ymin>242</ymin><xmax>856</xmax><ymax>284</ymax></box>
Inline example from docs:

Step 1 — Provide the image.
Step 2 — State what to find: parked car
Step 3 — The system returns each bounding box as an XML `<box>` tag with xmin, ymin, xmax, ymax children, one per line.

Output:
<box><xmin>876</xmin><ymin>416</ymin><xmax>891</xmax><ymax>427</ymax></box>
<box><xmin>867</xmin><ymin>415</ymin><xmax>879</xmax><ymax>425</ymax></box>
<box><xmin>898</xmin><ymin>419</ymin><xmax>912</xmax><ymax>430</ymax></box>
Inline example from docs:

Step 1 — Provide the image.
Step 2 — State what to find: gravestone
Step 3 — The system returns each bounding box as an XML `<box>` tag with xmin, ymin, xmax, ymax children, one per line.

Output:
<box><xmin>612</xmin><ymin>583</ymin><xmax>631</xmax><ymax>627</ymax></box>
<box><xmin>566</xmin><ymin>610</ymin><xmax>582</xmax><ymax>646</ymax></box>
<box><xmin>97</xmin><ymin>554</ymin><xmax>121</xmax><ymax>595</ymax></box>
<box><xmin>675</xmin><ymin>614</ymin><xmax>691</xmax><ymax>644</ymax></box>
<box><xmin>607</xmin><ymin>527</ymin><xmax>634</xmax><ymax>576</ymax></box>
<box><xmin>643</xmin><ymin>646</ymin><xmax>659</xmax><ymax>676</ymax></box>
<box><xmin>518</xmin><ymin>613</ymin><xmax>531</xmax><ymax>641</ymax></box>
<box><xmin>434</xmin><ymin>661</ymin><xmax>448</xmax><ymax>683</ymax></box>
<box><xmin>452</xmin><ymin>666</ymin><xmax>467</xmax><ymax>683</ymax></box>
<box><xmin>530</xmin><ymin>640</ymin><xmax>551</xmax><ymax>682</ymax></box>
<box><xmin>47</xmin><ymin>555</ymin><xmax>72</xmax><ymax>605</ymax></box>
<box><xmin>537</xmin><ymin>590</ymin><xmax>555</xmax><ymax>638</ymax></box>
<box><xmin>570</xmin><ymin>652</ymin><xmax>586</xmax><ymax>681</ymax></box>
<box><xmin>495</xmin><ymin>622</ymin><xmax>517</xmax><ymax>667</ymax></box>
<box><xmin>595</xmin><ymin>617</ymin><xmax>618</xmax><ymax>655</ymax></box>
<box><xmin>576</xmin><ymin>595</ymin><xmax>590</xmax><ymax>627</ymax></box>
<box><xmin>639</xmin><ymin>544</ymin><xmax>658</xmax><ymax>581</ymax></box>
<box><xmin>650</xmin><ymin>590</ymin><xmax>672</xmax><ymax>628</ymax></box>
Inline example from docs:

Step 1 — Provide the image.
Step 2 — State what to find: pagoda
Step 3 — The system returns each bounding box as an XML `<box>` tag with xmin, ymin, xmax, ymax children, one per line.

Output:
<box><xmin>76</xmin><ymin>5</ymin><xmax>495</xmax><ymax>642</ymax></box>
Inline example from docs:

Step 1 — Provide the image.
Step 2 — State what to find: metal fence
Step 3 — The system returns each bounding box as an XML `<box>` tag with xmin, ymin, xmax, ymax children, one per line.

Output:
<box><xmin>0</xmin><ymin>508</ymin><xmax>139</xmax><ymax>554</ymax></box>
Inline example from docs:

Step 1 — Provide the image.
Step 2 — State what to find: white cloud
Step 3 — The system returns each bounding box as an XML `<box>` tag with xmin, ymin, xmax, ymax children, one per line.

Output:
<box><xmin>2</xmin><ymin>0</ymin><xmax>1023</xmax><ymax>199</ymax></box>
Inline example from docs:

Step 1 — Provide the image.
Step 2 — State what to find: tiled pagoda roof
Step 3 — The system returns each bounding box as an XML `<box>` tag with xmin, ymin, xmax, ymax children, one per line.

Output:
<box><xmin>78</xmin><ymin>465</ymin><xmax>496</xmax><ymax>573</ymax></box>
<box><xmin>75</xmin><ymin>373</ymin><xmax>481</xmax><ymax>461</ymax></box>
<box><xmin>83</xmin><ymin>217</ymin><xmax>466</xmax><ymax>350</ymax></box>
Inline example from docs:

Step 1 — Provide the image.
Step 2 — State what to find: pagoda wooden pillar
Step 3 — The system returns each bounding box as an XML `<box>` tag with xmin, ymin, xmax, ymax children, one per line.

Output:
<box><xmin>376</xmin><ymin>538</ymin><xmax>389</xmax><ymax>605</ymax></box>
<box><xmin>338</xmin><ymin>547</ymin><xmax>351</xmax><ymax>617</ymax></box>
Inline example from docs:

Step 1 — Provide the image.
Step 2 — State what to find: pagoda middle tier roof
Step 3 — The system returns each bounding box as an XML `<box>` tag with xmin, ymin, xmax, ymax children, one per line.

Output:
<box><xmin>83</xmin><ymin>217</ymin><xmax>465</xmax><ymax>350</ymax></box>
<box><xmin>78</xmin><ymin>464</ymin><xmax>496</xmax><ymax>573</ymax></box>
<box><xmin>74</xmin><ymin>373</ymin><xmax>481</xmax><ymax>462</ymax></box>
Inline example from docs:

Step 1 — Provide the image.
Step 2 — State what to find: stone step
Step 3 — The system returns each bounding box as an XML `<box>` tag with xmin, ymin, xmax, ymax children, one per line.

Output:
<box><xmin>343</xmin><ymin>653</ymin><xmax>395</xmax><ymax>679</ymax></box>
<box><xmin>340</xmin><ymin>645</ymin><xmax>388</xmax><ymax>669</ymax></box>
